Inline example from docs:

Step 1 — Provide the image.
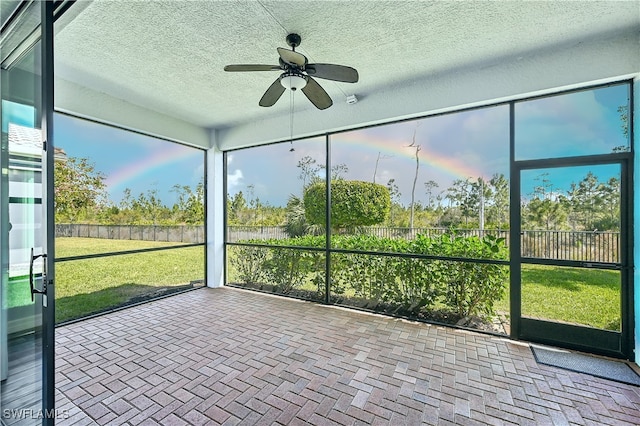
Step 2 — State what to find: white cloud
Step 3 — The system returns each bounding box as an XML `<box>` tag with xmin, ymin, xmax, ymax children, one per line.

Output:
<box><xmin>227</xmin><ymin>169</ymin><xmax>243</xmax><ymax>188</ymax></box>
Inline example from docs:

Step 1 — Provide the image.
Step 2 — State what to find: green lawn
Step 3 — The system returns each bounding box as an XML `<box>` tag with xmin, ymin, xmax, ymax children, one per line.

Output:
<box><xmin>9</xmin><ymin>238</ymin><xmax>621</xmax><ymax>329</ymax></box>
<box><xmin>6</xmin><ymin>237</ymin><xmax>205</xmax><ymax>323</ymax></box>
<box><xmin>520</xmin><ymin>264</ymin><xmax>620</xmax><ymax>330</ymax></box>
<box><xmin>55</xmin><ymin>237</ymin><xmax>190</xmax><ymax>258</ymax></box>
<box><xmin>495</xmin><ymin>264</ymin><xmax>620</xmax><ymax>330</ymax></box>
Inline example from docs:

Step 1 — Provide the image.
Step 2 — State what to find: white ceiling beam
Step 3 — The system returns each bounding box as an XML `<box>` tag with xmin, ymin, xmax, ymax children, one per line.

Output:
<box><xmin>55</xmin><ymin>78</ymin><xmax>210</xmax><ymax>148</ymax></box>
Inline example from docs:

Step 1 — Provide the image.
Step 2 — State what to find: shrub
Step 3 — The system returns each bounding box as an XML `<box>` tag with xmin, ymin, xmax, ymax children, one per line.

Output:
<box><xmin>262</xmin><ymin>247</ymin><xmax>305</xmax><ymax>294</ymax></box>
<box><xmin>260</xmin><ymin>236</ymin><xmax>325</xmax><ymax>295</ymax></box>
<box><xmin>232</xmin><ymin>232</ymin><xmax>508</xmax><ymax>319</ymax></box>
<box><xmin>229</xmin><ymin>243</ymin><xmax>267</xmax><ymax>284</ymax></box>
<box><xmin>304</xmin><ymin>180</ymin><xmax>390</xmax><ymax>229</ymax></box>
<box><xmin>432</xmin><ymin>234</ymin><xmax>508</xmax><ymax>317</ymax></box>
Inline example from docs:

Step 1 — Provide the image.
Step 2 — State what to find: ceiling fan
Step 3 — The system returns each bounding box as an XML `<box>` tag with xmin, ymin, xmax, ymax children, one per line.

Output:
<box><xmin>224</xmin><ymin>33</ymin><xmax>359</xmax><ymax>110</ymax></box>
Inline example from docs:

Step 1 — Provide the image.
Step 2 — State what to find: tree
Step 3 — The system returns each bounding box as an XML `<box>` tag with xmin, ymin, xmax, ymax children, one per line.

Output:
<box><xmin>297</xmin><ymin>156</ymin><xmax>322</xmax><ymax>189</ymax></box>
<box><xmin>487</xmin><ymin>173</ymin><xmax>509</xmax><ymax>228</ymax></box>
<box><xmin>524</xmin><ymin>172</ymin><xmax>567</xmax><ymax>230</ymax></box>
<box><xmin>283</xmin><ymin>194</ymin><xmax>322</xmax><ymax>237</ymax></box>
<box><xmin>386</xmin><ymin>178</ymin><xmax>403</xmax><ymax>226</ymax></box>
<box><xmin>424</xmin><ymin>180</ymin><xmax>439</xmax><ymax>210</ymax></box>
<box><xmin>568</xmin><ymin>172</ymin><xmax>603</xmax><ymax>230</ymax></box>
<box><xmin>407</xmin><ymin>127</ymin><xmax>421</xmax><ymax>229</ymax></box>
<box><xmin>525</xmin><ymin>198</ymin><xmax>567</xmax><ymax>230</ymax></box>
<box><xmin>595</xmin><ymin>177</ymin><xmax>620</xmax><ymax>231</ymax></box>
<box><xmin>614</xmin><ymin>105</ymin><xmax>629</xmax><ymax>151</ymax></box>
<box><xmin>320</xmin><ymin>162</ymin><xmax>349</xmax><ymax>180</ymax></box>
<box><xmin>304</xmin><ymin>180</ymin><xmax>390</xmax><ymax>230</ymax></box>
<box><xmin>446</xmin><ymin>178</ymin><xmax>474</xmax><ymax>225</ymax></box>
<box><xmin>228</xmin><ymin>191</ymin><xmax>247</xmax><ymax>224</ymax></box>
<box><xmin>172</xmin><ymin>180</ymin><xmax>204</xmax><ymax>224</ymax></box>
<box><xmin>133</xmin><ymin>187</ymin><xmax>169</xmax><ymax>225</ymax></box>
<box><xmin>297</xmin><ymin>155</ymin><xmax>348</xmax><ymax>185</ymax></box>
<box><xmin>373</xmin><ymin>152</ymin><xmax>393</xmax><ymax>184</ymax></box>
<box><xmin>468</xmin><ymin>177</ymin><xmax>492</xmax><ymax>230</ymax></box>
<box><xmin>247</xmin><ymin>184</ymin><xmax>261</xmax><ymax>224</ymax></box>
<box><xmin>54</xmin><ymin>157</ymin><xmax>107</xmax><ymax>223</ymax></box>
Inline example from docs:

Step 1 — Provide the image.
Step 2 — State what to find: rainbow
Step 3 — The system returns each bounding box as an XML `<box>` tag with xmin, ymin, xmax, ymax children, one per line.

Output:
<box><xmin>331</xmin><ymin>128</ymin><xmax>488</xmax><ymax>180</ymax></box>
<box><xmin>105</xmin><ymin>145</ymin><xmax>200</xmax><ymax>191</ymax></box>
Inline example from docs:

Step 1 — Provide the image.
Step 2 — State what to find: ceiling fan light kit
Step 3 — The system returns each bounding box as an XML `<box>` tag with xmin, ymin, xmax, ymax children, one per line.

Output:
<box><xmin>224</xmin><ymin>33</ymin><xmax>359</xmax><ymax>110</ymax></box>
<box><xmin>280</xmin><ymin>73</ymin><xmax>307</xmax><ymax>91</ymax></box>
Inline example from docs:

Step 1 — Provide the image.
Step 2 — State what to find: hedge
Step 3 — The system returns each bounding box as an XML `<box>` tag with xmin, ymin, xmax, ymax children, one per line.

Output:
<box><xmin>228</xmin><ymin>233</ymin><xmax>508</xmax><ymax>319</ymax></box>
<box><xmin>304</xmin><ymin>180</ymin><xmax>390</xmax><ymax>228</ymax></box>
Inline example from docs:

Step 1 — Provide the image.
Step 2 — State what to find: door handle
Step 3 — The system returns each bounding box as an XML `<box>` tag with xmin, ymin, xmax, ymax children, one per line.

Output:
<box><xmin>29</xmin><ymin>247</ymin><xmax>47</xmax><ymax>302</ymax></box>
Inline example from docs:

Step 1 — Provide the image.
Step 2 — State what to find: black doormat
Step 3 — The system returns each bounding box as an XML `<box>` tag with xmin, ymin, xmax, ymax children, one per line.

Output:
<box><xmin>531</xmin><ymin>345</ymin><xmax>640</xmax><ymax>387</ymax></box>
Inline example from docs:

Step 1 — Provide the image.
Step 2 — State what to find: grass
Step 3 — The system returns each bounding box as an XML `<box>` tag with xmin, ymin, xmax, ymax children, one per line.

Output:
<box><xmin>9</xmin><ymin>237</ymin><xmax>205</xmax><ymax>323</ymax></box>
<box><xmin>518</xmin><ymin>264</ymin><xmax>620</xmax><ymax>330</ymax></box>
<box><xmin>9</xmin><ymin>238</ymin><xmax>621</xmax><ymax>330</ymax></box>
<box><xmin>227</xmin><ymin>246</ymin><xmax>621</xmax><ymax>331</ymax></box>
<box><xmin>55</xmin><ymin>238</ymin><xmax>190</xmax><ymax>258</ymax></box>
<box><xmin>494</xmin><ymin>264</ymin><xmax>620</xmax><ymax>330</ymax></box>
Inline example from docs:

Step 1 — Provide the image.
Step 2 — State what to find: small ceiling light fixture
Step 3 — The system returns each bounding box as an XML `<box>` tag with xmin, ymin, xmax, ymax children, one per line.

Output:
<box><xmin>280</xmin><ymin>72</ymin><xmax>307</xmax><ymax>91</ymax></box>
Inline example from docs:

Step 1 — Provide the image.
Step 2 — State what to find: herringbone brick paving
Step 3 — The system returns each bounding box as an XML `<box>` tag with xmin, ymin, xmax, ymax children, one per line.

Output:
<box><xmin>55</xmin><ymin>287</ymin><xmax>640</xmax><ymax>425</ymax></box>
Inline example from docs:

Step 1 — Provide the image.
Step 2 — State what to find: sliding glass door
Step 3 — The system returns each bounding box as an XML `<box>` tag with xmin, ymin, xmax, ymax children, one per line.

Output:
<box><xmin>1</xmin><ymin>1</ymin><xmax>55</xmax><ymax>424</ymax></box>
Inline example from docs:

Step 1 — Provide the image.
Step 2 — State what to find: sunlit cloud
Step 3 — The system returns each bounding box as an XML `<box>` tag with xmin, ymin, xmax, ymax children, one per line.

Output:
<box><xmin>227</xmin><ymin>169</ymin><xmax>243</xmax><ymax>189</ymax></box>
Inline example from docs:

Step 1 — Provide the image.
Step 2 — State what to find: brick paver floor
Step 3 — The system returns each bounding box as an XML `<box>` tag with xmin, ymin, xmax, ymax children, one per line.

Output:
<box><xmin>55</xmin><ymin>287</ymin><xmax>640</xmax><ymax>425</ymax></box>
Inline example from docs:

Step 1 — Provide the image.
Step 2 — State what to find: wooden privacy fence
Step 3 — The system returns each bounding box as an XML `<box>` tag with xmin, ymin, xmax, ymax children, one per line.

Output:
<box><xmin>56</xmin><ymin>224</ymin><xmax>205</xmax><ymax>244</ymax></box>
<box><xmin>226</xmin><ymin>226</ymin><xmax>620</xmax><ymax>263</ymax></box>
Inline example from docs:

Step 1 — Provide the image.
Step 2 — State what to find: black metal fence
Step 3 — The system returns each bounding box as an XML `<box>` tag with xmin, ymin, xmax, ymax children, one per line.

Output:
<box><xmin>226</xmin><ymin>226</ymin><xmax>619</xmax><ymax>263</ymax></box>
<box><xmin>521</xmin><ymin>230</ymin><xmax>619</xmax><ymax>263</ymax></box>
<box><xmin>57</xmin><ymin>224</ymin><xmax>619</xmax><ymax>263</ymax></box>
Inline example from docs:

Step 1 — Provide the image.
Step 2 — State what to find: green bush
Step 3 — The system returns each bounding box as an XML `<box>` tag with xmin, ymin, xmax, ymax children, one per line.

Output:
<box><xmin>304</xmin><ymin>180</ymin><xmax>390</xmax><ymax>229</ymax></box>
<box><xmin>258</xmin><ymin>236</ymin><xmax>325</xmax><ymax>294</ymax></box>
<box><xmin>229</xmin><ymin>243</ymin><xmax>267</xmax><ymax>284</ymax></box>
<box><xmin>412</xmin><ymin>233</ymin><xmax>508</xmax><ymax>317</ymax></box>
<box><xmin>231</xmin><ymin>232</ymin><xmax>508</xmax><ymax>319</ymax></box>
<box><xmin>262</xmin><ymin>247</ymin><xmax>305</xmax><ymax>294</ymax></box>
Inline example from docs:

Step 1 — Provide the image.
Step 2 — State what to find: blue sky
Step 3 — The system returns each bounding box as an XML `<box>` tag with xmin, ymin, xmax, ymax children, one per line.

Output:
<box><xmin>4</xmin><ymin>83</ymin><xmax>629</xmax><ymax>209</ymax></box>
<box><xmin>53</xmin><ymin>114</ymin><xmax>205</xmax><ymax>206</ymax></box>
<box><xmin>227</xmin><ymin>84</ymin><xmax>629</xmax><ymax>208</ymax></box>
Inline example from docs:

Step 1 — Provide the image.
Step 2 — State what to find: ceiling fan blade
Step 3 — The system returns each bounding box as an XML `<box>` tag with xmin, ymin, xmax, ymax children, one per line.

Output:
<box><xmin>301</xmin><ymin>76</ymin><xmax>332</xmax><ymax>110</ymax></box>
<box><xmin>277</xmin><ymin>47</ymin><xmax>307</xmax><ymax>67</ymax></box>
<box><xmin>259</xmin><ymin>77</ymin><xmax>286</xmax><ymax>107</ymax></box>
<box><xmin>224</xmin><ymin>64</ymin><xmax>281</xmax><ymax>72</ymax></box>
<box><xmin>306</xmin><ymin>63</ymin><xmax>359</xmax><ymax>83</ymax></box>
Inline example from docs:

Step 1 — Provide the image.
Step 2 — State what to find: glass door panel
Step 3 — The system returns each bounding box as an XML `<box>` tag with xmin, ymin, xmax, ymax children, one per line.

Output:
<box><xmin>1</xmin><ymin>1</ymin><xmax>54</xmax><ymax>424</ymax></box>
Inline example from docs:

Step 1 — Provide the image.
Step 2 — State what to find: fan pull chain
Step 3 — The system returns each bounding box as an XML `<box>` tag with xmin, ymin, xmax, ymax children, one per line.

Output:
<box><xmin>289</xmin><ymin>89</ymin><xmax>295</xmax><ymax>151</ymax></box>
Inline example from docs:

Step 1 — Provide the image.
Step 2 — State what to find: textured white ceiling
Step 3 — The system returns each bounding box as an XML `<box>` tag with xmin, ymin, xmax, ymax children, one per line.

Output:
<box><xmin>53</xmin><ymin>0</ymin><xmax>640</xmax><ymax>148</ymax></box>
